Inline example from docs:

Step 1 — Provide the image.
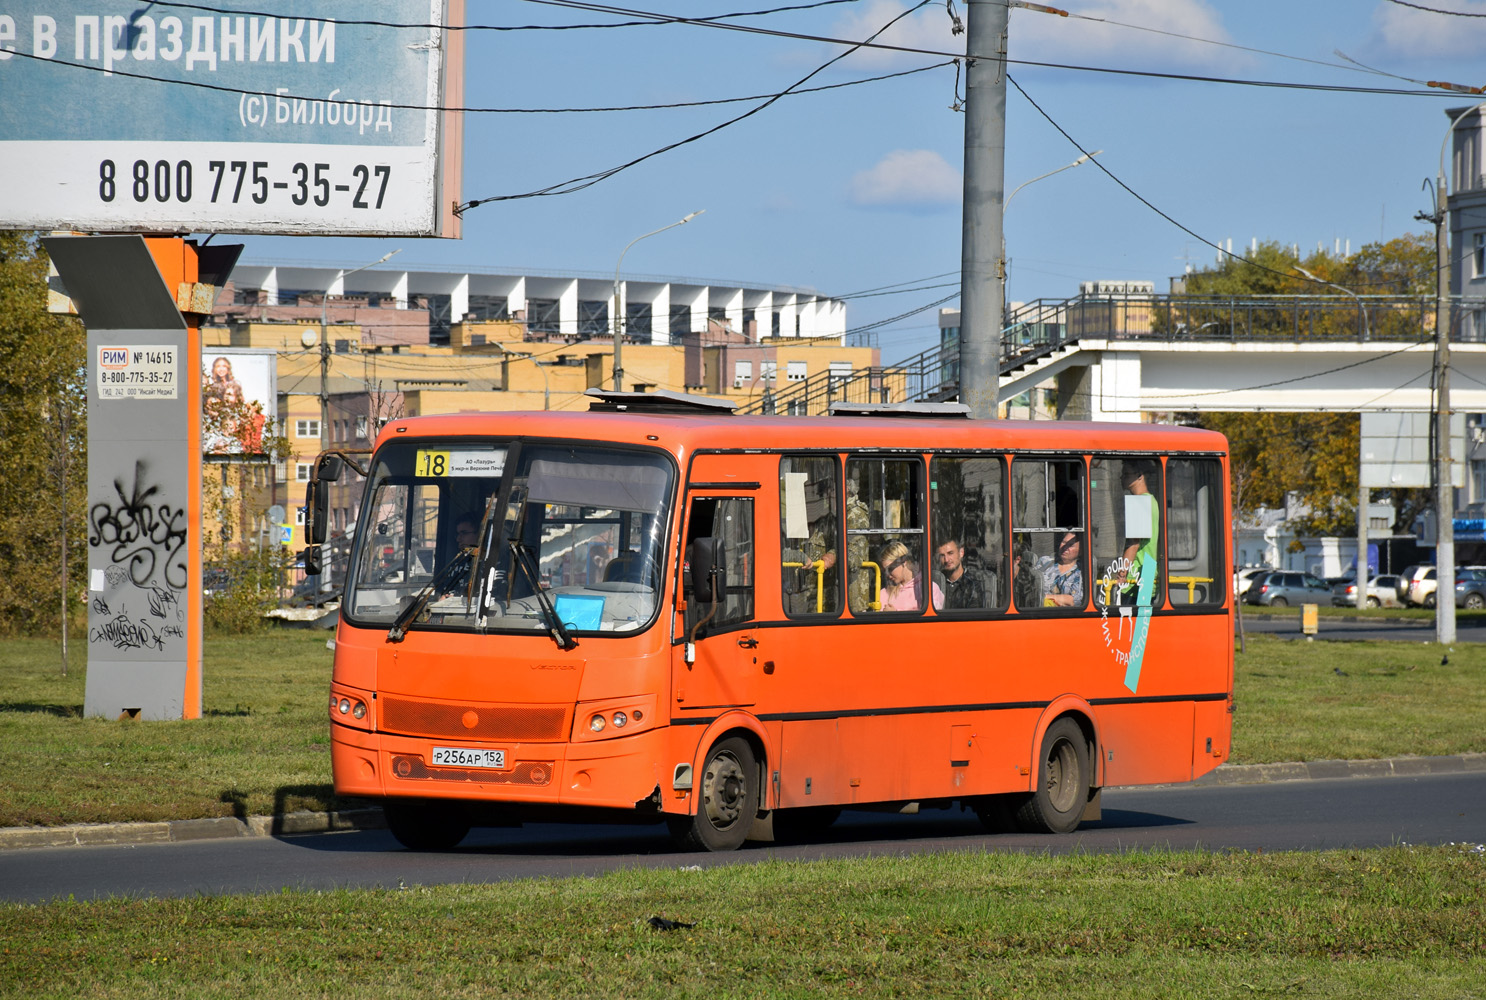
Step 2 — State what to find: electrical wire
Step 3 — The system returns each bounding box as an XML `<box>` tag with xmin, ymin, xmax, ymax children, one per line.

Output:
<box><xmin>836</xmin><ymin>269</ymin><xmax>959</xmax><ymax>296</ymax></box>
<box><xmin>837</xmin><ymin>280</ymin><xmax>961</xmax><ymax>300</ymax></box>
<box><xmin>150</xmin><ymin>0</ymin><xmax>867</xmax><ymax>32</ymax></box>
<box><xmin>457</xmin><ymin>0</ymin><xmax>936</xmax><ymax>211</ymax></box>
<box><xmin>1383</xmin><ymin>0</ymin><xmax>1486</xmax><ymax>16</ymax></box>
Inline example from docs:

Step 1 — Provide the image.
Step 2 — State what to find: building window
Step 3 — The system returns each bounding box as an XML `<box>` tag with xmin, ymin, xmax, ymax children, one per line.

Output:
<box><xmin>356</xmin><ymin>415</ymin><xmax>369</xmax><ymax>439</ymax></box>
<box><xmin>295</xmin><ymin>462</ymin><xmax>313</xmax><ymax>482</ymax></box>
<box><xmin>786</xmin><ymin>360</ymin><xmax>807</xmax><ymax>382</ymax></box>
<box><xmin>829</xmin><ymin>360</ymin><xmax>852</xmax><ymax>385</ymax></box>
<box><xmin>295</xmin><ymin>419</ymin><xmax>321</xmax><ymax>438</ymax></box>
<box><xmin>734</xmin><ymin>360</ymin><xmax>752</xmax><ymax>388</ymax></box>
<box><xmin>1475</xmin><ymin>233</ymin><xmax>1484</xmax><ymax>278</ymax></box>
<box><xmin>276</xmin><ymin>460</ymin><xmax>288</xmax><ymax>482</ymax></box>
<box><xmin>295</xmin><ymin>507</ymin><xmax>306</xmax><ymax>526</ymax></box>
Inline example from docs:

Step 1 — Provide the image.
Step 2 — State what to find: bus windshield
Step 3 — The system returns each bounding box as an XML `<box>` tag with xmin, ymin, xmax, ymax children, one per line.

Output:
<box><xmin>343</xmin><ymin>440</ymin><xmax>674</xmax><ymax>637</ymax></box>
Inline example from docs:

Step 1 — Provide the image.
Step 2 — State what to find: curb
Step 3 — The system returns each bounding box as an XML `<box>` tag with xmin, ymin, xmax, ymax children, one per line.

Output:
<box><xmin>0</xmin><ymin>808</ymin><xmax>385</xmax><ymax>853</ymax></box>
<box><xmin>2</xmin><ymin>754</ymin><xmax>1483</xmax><ymax>853</ymax></box>
<box><xmin>1190</xmin><ymin>752</ymin><xmax>1486</xmax><ymax>787</ymax></box>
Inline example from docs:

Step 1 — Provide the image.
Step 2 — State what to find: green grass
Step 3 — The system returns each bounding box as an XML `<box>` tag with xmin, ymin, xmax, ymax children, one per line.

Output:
<box><xmin>1229</xmin><ymin>635</ymin><xmax>1486</xmax><ymax>764</ymax></box>
<box><xmin>0</xmin><ymin>632</ymin><xmax>342</xmax><ymax>827</ymax></box>
<box><xmin>1</xmin><ymin>846</ymin><xmax>1481</xmax><ymax>999</ymax></box>
<box><xmin>1</xmin><ymin>630</ymin><xmax>1484</xmax><ymax>828</ymax></box>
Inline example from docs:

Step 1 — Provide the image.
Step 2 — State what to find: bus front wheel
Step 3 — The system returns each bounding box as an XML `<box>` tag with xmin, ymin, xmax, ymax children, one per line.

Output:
<box><xmin>384</xmin><ymin>800</ymin><xmax>471</xmax><ymax>851</ymax></box>
<box><xmin>1015</xmin><ymin>718</ymin><xmax>1091</xmax><ymax>834</ymax></box>
<box><xmin>667</xmin><ymin>737</ymin><xmax>759</xmax><ymax>852</ymax></box>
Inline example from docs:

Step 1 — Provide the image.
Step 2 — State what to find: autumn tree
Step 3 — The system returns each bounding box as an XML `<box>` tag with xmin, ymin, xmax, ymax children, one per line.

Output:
<box><xmin>1183</xmin><ymin>234</ymin><xmax>1435</xmax><ymax>536</ymax></box>
<box><xmin>0</xmin><ymin>232</ymin><xmax>87</xmax><ymax>649</ymax></box>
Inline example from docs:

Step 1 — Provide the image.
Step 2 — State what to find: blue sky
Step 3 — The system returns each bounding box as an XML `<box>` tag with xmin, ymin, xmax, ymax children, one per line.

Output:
<box><xmin>237</xmin><ymin>0</ymin><xmax>1486</xmax><ymax>361</ymax></box>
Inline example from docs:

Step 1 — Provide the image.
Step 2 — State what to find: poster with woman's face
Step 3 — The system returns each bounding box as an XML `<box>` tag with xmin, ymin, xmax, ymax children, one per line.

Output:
<box><xmin>202</xmin><ymin>351</ymin><xmax>274</xmax><ymax>456</ymax></box>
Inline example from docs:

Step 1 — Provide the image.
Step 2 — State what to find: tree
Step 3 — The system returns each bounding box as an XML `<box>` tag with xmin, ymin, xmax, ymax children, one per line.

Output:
<box><xmin>1182</xmin><ymin>234</ymin><xmax>1435</xmax><ymax>537</ymax></box>
<box><xmin>0</xmin><ymin>232</ymin><xmax>87</xmax><ymax>653</ymax></box>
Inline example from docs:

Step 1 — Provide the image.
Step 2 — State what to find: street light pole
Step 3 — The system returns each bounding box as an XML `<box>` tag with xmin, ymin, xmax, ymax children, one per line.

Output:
<box><xmin>1294</xmin><ymin>265</ymin><xmax>1370</xmax><ymax>341</ymax></box>
<box><xmin>320</xmin><ymin>249</ymin><xmax>401</xmax><ymax>456</ymax></box>
<box><xmin>1432</xmin><ymin>101</ymin><xmax>1484</xmax><ymax>646</ymax></box>
<box><xmin>612</xmin><ymin>211</ymin><xmax>704</xmax><ymax>392</ymax></box>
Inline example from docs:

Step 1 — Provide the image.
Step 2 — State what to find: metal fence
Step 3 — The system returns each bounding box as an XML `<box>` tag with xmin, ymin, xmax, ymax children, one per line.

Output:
<box><xmin>744</xmin><ymin>293</ymin><xmax>1439</xmax><ymax>417</ymax></box>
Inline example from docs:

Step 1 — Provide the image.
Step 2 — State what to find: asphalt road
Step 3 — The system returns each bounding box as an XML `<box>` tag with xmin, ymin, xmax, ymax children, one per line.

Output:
<box><xmin>3</xmin><ymin>772</ymin><xmax>1481</xmax><ymax>904</ymax></box>
<box><xmin>1239</xmin><ymin>611</ymin><xmax>1486</xmax><ymax>643</ymax></box>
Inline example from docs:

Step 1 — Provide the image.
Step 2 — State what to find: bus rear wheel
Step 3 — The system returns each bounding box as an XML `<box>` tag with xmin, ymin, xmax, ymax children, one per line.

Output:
<box><xmin>667</xmin><ymin>737</ymin><xmax>758</xmax><ymax>852</ymax></box>
<box><xmin>384</xmin><ymin>800</ymin><xmax>471</xmax><ymax>851</ymax></box>
<box><xmin>1015</xmin><ymin>718</ymin><xmax>1091</xmax><ymax>834</ymax></box>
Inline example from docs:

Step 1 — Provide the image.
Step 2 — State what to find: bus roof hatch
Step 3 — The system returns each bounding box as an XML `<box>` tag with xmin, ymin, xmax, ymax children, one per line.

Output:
<box><xmin>584</xmin><ymin>388</ymin><xmax>737</xmax><ymax>415</ymax></box>
<box><xmin>828</xmin><ymin>401</ymin><xmax>973</xmax><ymax>418</ymax></box>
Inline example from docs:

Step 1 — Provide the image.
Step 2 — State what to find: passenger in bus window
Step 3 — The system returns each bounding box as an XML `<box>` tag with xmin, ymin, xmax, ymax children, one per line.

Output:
<box><xmin>1118</xmin><ymin>461</ymin><xmax>1160</xmax><ymax>604</ymax></box>
<box><xmin>1012</xmin><ymin>534</ymin><xmax>1044</xmax><ymax>609</ymax></box>
<box><xmin>934</xmin><ymin>538</ymin><xmax>992</xmax><ymax>610</ymax></box>
<box><xmin>1036</xmin><ymin>532</ymin><xmax>1085</xmax><ymax>608</ymax></box>
<box><xmin>878</xmin><ymin>540</ymin><xmax>942</xmax><ymax>612</ymax></box>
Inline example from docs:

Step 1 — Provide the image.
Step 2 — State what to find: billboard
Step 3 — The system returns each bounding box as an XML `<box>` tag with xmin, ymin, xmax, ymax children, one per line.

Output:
<box><xmin>0</xmin><ymin>1</ymin><xmax>463</xmax><ymax>236</ymax></box>
<box><xmin>203</xmin><ymin>348</ymin><xmax>276</xmax><ymax>455</ymax></box>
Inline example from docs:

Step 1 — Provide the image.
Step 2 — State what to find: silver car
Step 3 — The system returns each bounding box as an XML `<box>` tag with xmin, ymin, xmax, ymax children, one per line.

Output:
<box><xmin>1330</xmin><ymin>574</ymin><xmax>1401</xmax><ymax>608</ymax></box>
<box><xmin>1246</xmin><ymin>570</ymin><xmax>1331</xmax><ymax>607</ymax></box>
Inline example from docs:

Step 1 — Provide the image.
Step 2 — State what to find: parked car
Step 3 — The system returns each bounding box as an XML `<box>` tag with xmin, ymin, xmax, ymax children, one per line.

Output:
<box><xmin>1454</xmin><ymin>568</ymin><xmax>1486</xmax><ymax>610</ymax></box>
<box><xmin>1407</xmin><ymin>566</ymin><xmax>1440</xmax><ymax>607</ymax></box>
<box><xmin>1395</xmin><ymin>565</ymin><xmax>1422</xmax><ymax>604</ymax></box>
<box><xmin>1233</xmin><ymin>566</ymin><xmax>1270</xmax><ymax>600</ymax></box>
<box><xmin>1330</xmin><ymin>574</ymin><xmax>1402</xmax><ymax>608</ymax></box>
<box><xmin>1246</xmin><ymin>570</ymin><xmax>1331</xmax><ymax>607</ymax></box>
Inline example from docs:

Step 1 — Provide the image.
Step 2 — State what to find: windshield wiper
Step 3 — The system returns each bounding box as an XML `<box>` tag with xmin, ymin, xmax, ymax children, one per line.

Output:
<box><xmin>509</xmin><ymin>539</ymin><xmax>578</xmax><ymax>651</ymax></box>
<box><xmin>386</xmin><ymin>549</ymin><xmax>473</xmax><ymax>644</ymax></box>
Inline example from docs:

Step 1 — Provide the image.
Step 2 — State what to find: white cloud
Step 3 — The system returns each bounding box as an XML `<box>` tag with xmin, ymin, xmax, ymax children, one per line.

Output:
<box><xmin>849</xmin><ymin>149</ymin><xmax>961</xmax><ymax>209</ymax></box>
<box><xmin>1368</xmin><ymin>1</ymin><xmax>1486</xmax><ymax>59</ymax></box>
<box><xmin>829</xmin><ymin>0</ymin><xmax>1240</xmax><ymax>73</ymax></box>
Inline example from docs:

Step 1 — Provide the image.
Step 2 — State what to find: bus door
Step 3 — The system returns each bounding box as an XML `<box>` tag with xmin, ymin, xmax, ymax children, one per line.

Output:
<box><xmin>676</xmin><ymin>490</ymin><xmax>758</xmax><ymax>711</ymax></box>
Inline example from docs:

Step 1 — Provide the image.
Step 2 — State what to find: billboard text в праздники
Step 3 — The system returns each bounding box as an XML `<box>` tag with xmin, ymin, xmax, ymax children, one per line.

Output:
<box><xmin>0</xmin><ymin>1</ymin><xmax>464</xmax><ymax>237</ymax></box>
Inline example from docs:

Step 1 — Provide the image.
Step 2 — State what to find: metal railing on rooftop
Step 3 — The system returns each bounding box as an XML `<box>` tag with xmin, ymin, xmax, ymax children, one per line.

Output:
<box><xmin>744</xmin><ymin>292</ymin><xmax>1445</xmax><ymax>416</ymax></box>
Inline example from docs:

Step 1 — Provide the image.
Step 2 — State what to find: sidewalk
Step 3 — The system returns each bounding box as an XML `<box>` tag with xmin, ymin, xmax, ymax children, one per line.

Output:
<box><xmin>2</xmin><ymin>753</ymin><xmax>1482</xmax><ymax>852</ymax></box>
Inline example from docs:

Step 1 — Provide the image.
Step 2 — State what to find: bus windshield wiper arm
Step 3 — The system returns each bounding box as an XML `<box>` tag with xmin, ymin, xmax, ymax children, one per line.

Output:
<box><xmin>509</xmin><ymin>540</ymin><xmax>578</xmax><ymax>651</ymax></box>
<box><xmin>386</xmin><ymin>549</ymin><xmax>472</xmax><ymax>644</ymax></box>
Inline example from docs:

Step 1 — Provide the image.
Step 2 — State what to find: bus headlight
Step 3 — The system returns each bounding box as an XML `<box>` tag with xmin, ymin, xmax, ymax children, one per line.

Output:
<box><xmin>338</xmin><ymin>698</ymin><xmax>351</xmax><ymax>715</ymax></box>
<box><xmin>573</xmin><ymin>695</ymin><xmax>658</xmax><ymax>742</ymax></box>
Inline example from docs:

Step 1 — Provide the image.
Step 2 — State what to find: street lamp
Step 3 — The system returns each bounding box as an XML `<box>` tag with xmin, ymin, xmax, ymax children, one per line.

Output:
<box><xmin>1430</xmin><ymin>98</ymin><xmax>1486</xmax><ymax>645</ymax></box>
<box><xmin>612</xmin><ymin>211</ymin><xmax>704</xmax><ymax>391</ymax></box>
<box><xmin>1294</xmin><ymin>265</ymin><xmax>1370</xmax><ymax>342</ymax></box>
<box><xmin>1000</xmin><ymin>150</ymin><xmax>1100</xmax><ymax>417</ymax></box>
<box><xmin>321</xmin><ymin>249</ymin><xmax>401</xmax><ymax>454</ymax></box>
<box><xmin>503</xmin><ymin>350</ymin><xmax>551</xmax><ymax>410</ymax></box>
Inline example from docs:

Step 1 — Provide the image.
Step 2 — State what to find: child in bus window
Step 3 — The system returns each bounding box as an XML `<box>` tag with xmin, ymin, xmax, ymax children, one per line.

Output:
<box><xmin>877</xmin><ymin>540</ymin><xmax>941</xmax><ymax>612</ymax></box>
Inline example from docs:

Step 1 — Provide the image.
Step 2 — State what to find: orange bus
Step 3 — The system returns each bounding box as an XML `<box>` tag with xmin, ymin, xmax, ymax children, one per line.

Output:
<box><xmin>314</xmin><ymin>391</ymin><xmax>1233</xmax><ymax>852</ymax></box>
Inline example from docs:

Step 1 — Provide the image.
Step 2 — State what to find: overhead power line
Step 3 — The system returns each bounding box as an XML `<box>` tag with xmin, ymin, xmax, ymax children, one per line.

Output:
<box><xmin>1382</xmin><ymin>0</ymin><xmax>1486</xmax><ymax>15</ymax></box>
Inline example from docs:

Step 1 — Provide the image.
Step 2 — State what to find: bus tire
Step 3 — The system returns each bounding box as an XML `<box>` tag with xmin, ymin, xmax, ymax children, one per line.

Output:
<box><xmin>666</xmin><ymin>736</ymin><xmax>759</xmax><ymax>852</ymax></box>
<box><xmin>1015</xmin><ymin>718</ymin><xmax>1091</xmax><ymax>834</ymax></box>
<box><xmin>384</xmin><ymin>800</ymin><xmax>471</xmax><ymax>851</ymax></box>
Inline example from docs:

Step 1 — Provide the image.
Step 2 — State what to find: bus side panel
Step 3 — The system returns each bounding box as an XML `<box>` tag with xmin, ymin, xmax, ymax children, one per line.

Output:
<box><xmin>777</xmin><ymin>708</ymin><xmax>1044</xmax><ymax>808</ymax></box>
<box><xmin>1098</xmin><ymin>701</ymin><xmax>1195</xmax><ymax>787</ymax></box>
<box><xmin>1192</xmin><ymin>697</ymin><xmax>1232</xmax><ymax>779</ymax></box>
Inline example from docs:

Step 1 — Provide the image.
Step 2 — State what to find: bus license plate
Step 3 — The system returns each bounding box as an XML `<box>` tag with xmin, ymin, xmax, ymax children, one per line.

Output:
<box><xmin>430</xmin><ymin>747</ymin><xmax>506</xmax><ymax>769</ymax></box>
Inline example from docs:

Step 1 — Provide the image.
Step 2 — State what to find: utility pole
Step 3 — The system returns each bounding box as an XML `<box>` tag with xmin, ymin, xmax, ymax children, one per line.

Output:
<box><xmin>958</xmin><ymin>0</ymin><xmax>1009</xmax><ymax>419</ymax></box>
<box><xmin>1435</xmin><ymin>162</ymin><xmax>1456</xmax><ymax>645</ymax></box>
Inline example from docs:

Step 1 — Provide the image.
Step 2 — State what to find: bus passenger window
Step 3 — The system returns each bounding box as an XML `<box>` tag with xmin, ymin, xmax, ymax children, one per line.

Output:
<box><xmin>1166</xmin><ymin>459</ymin><xmax>1224</xmax><ymax>606</ymax></box>
<box><xmin>1011</xmin><ymin>458</ymin><xmax>1087</xmax><ymax>611</ymax></box>
<box><xmin>779</xmin><ymin>457</ymin><xmax>841</xmax><ymax>616</ymax></box>
<box><xmin>929</xmin><ymin>456</ymin><xmax>1006</xmax><ymax>613</ymax></box>
<box><xmin>1090</xmin><ymin>458</ymin><xmax>1164</xmax><ymax>611</ymax></box>
<box><xmin>847</xmin><ymin>458</ymin><xmax>930</xmax><ymax>614</ymax></box>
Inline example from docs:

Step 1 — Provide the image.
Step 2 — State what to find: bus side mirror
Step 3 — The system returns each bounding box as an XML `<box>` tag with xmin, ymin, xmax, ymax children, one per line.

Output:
<box><xmin>689</xmin><ymin>537</ymin><xmax>727</xmax><ymax>600</ymax></box>
<box><xmin>317</xmin><ymin>453</ymin><xmax>344</xmax><ymax>482</ymax></box>
<box><xmin>305</xmin><ymin>479</ymin><xmax>329</xmax><ymax>545</ymax></box>
<box><xmin>302</xmin><ymin>545</ymin><xmax>322</xmax><ymax>576</ymax></box>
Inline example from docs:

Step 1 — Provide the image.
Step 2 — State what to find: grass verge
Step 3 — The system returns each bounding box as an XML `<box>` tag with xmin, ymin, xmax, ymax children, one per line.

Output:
<box><xmin>1</xmin><ymin>631</ymin><xmax>1483</xmax><ymax>827</ymax></box>
<box><xmin>1</xmin><ymin>846</ymin><xmax>1482</xmax><ymax>999</ymax></box>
